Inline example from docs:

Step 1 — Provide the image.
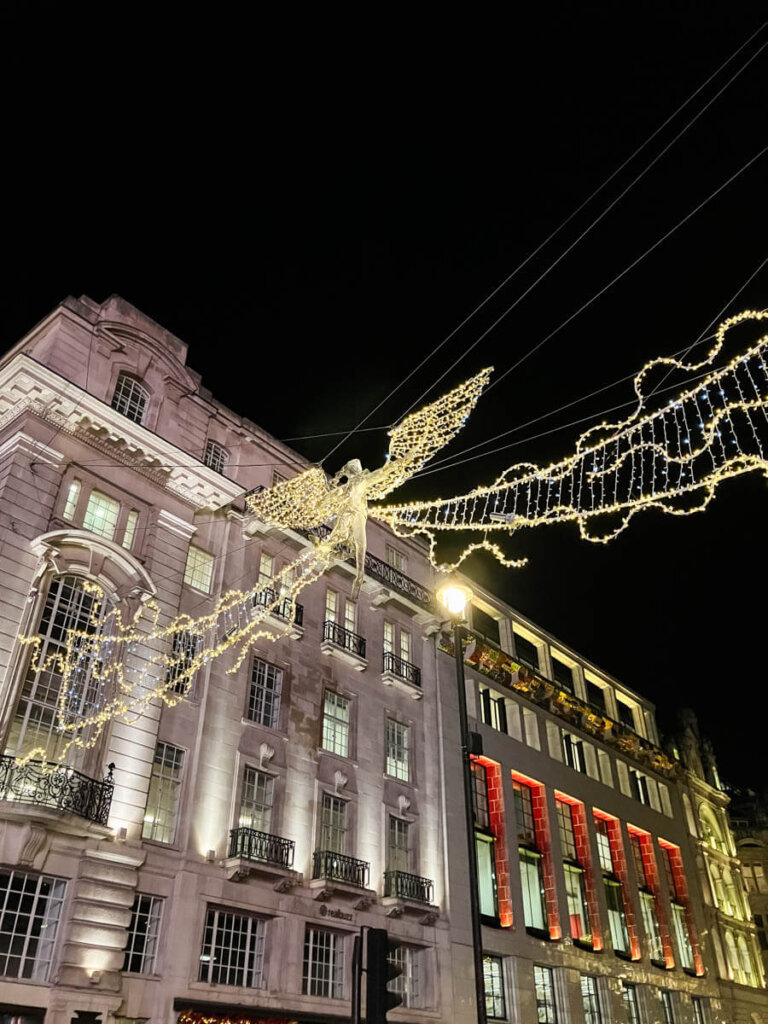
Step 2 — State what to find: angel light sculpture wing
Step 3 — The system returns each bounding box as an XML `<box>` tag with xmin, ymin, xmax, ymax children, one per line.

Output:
<box><xmin>372</xmin><ymin>310</ymin><xmax>768</xmax><ymax>569</ymax></box>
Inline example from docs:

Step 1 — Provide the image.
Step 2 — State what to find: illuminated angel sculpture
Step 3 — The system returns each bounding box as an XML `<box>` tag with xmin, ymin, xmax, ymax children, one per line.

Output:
<box><xmin>20</xmin><ymin>309</ymin><xmax>768</xmax><ymax>764</ymax></box>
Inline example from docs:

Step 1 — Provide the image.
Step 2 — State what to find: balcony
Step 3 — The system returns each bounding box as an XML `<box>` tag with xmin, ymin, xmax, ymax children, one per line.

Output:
<box><xmin>363</xmin><ymin>552</ymin><xmax>435</xmax><ymax>613</ymax></box>
<box><xmin>439</xmin><ymin>632</ymin><xmax>675</xmax><ymax>776</ymax></box>
<box><xmin>253</xmin><ymin>587</ymin><xmax>304</xmax><ymax>639</ymax></box>
<box><xmin>0</xmin><ymin>756</ymin><xmax>114</xmax><ymax>826</ymax></box>
<box><xmin>310</xmin><ymin>850</ymin><xmax>376</xmax><ymax>905</ymax></box>
<box><xmin>384</xmin><ymin>870</ymin><xmax>434</xmax><ymax>904</ymax></box>
<box><xmin>382</xmin><ymin>651</ymin><xmax>422</xmax><ymax>699</ymax></box>
<box><xmin>225</xmin><ymin>827</ymin><xmax>300</xmax><ymax>888</ymax></box>
<box><xmin>321</xmin><ymin>620</ymin><xmax>367</xmax><ymax>671</ymax></box>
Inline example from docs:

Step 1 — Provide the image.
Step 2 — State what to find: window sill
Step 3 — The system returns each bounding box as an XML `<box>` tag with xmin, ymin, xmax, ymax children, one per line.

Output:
<box><xmin>320</xmin><ymin>639</ymin><xmax>367</xmax><ymax>672</ymax></box>
<box><xmin>613</xmin><ymin>949</ymin><xmax>635</xmax><ymax>962</ymax></box>
<box><xmin>525</xmin><ymin>926</ymin><xmax>553</xmax><ymax>941</ymax></box>
<box><xmin>574</xmin><ymin>938</ymin><xmax>598</xmax><ymax>952</ymax></box>
<box><xmin>481</xmin><ymin>914</ymin><xmax>502</xmax><ymax>928</ymax></box>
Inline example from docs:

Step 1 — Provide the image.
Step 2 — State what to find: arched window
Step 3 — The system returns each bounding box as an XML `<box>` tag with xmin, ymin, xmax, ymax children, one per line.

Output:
<box><xmin>708</xmin><ymin>860</ymin><xmax>726</xmax><ymax>909</ymax></box>
<box><xmin>111</xmin><ymin>373</ymin><xmax>149</xmax><ymax>424</ymax></box>
<box><xmin>699</xmin><ymin>804</ymin><xmax>726</xmax><ymax>854</ymax></box>
<box><xmin>723</xmin><ymin>868</ymin><xmax>744</xmax><ymax>920</ymax></box>
<box><xmin>736</xmin><ymin>933</ymin><xmax>755</xmax><ymax>986</ymax></box>
<box><xmin>203</xmin><ymin>439</ymin><xmax>228</xmax><ymax>474</ymax></box>
<box><xmin>725</xmin><ymin>930</ymin><xmax>741</xmax><ymax>982</ymax></box>
<box><xmin>5</xmin><ymin>574</ymin><xmax>104</xmax><ymax>763</ymax></box>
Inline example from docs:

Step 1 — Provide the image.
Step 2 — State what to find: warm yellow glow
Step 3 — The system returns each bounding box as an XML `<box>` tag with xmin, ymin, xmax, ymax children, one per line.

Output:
<box><xmin>436</xmin><ymin>579</ymin><xmax>473</xmax><ymax>616</ymax></box>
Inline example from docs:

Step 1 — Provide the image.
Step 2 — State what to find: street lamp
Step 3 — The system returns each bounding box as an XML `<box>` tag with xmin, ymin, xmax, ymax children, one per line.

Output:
<box><xmin>436</xmin><ymin>577</ymin><xmax>487</xmax><ymax>1024</ymax></box>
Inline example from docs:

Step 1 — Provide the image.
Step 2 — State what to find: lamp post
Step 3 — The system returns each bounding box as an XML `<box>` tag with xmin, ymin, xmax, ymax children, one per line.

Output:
<box><xmin>436</xmin><ymin>578</ymin><xmax>487</xmax><ymax>1024</ymax></box>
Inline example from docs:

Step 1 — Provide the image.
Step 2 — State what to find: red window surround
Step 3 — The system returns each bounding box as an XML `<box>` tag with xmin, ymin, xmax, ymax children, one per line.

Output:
<box><xmin>472</xmin><ymin>756</ymin><xmax>513</xmax><ymax>927</ymax></box>
<box><xmin>627</xmin><ymin>824</ymin><xmax>675</xmax><ymax>968</ymax></box>
<box><xmin>594</xmin><ymin>808</ymin><xmax>641</xmax><ymax>959</ymax></box>
<box><xmin>511</xmin><ymin>769</ymin><xmax>561</xmax><ymax>939</ymax></box>
<box><xmin>658</xmin><ymin>838</ymin><xmax>705</xmax><ymax>976</ymax></box>
<box><xmin>556</xmin><ymin>791</ymin><xmax>603</xmax><ymax>950</ymax></box>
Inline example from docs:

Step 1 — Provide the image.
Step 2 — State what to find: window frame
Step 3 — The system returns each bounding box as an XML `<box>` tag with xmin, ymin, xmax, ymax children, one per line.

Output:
<box><xmin>183</xmin><ymin>544</ymin><xmax>214</xmax><ymax>594</ymax></box>
<box><xmin>247</xmin><ymin>657</ymin><xmax>283</xmax><ymax>729</ymax></box>
<box><xmin>142</xmin><ymin>741</ymin><xmax>185</xmax><ymax>844</ymax></box>
<box><xmin>302</xmin><ymin>927</ymin><xmax>345</xmax><ymax>999</ymax></box>
<box><xmin>111</xmin><ymin>372</ymin><xmax>150</xmax><ymax>424</ymax></box>
<box><xmin>203</xmin><ymin>439</ymin><xmax>229</xmax><ymax>474</ymax></box>
<box><xmin>385</xmin><ymin>718</ymin><xmax>410</xmax><ymax>781</ymax></box>
<box><xmin>123</xmin><ymin>892</ymin><xmax>164</xmax><ymax>975</ymax></box>
<box><xmin>321</xmin><ymin>690</ymin><xmax>351</xmax><ymax>758</ymax></box>
<box><xmin>483</xmin><ymin>954</ymin><xmax>506</xmax><ymax>1020</ymax></box>
<box><xmin>199</xmin><ymin>906</ymin><xmax>267</xmax><ymax>988</ymax></box>
<box><xmin>0</xmin><ymin>869</ymin><xmax>66</xmax><ymax>981</ymax></box>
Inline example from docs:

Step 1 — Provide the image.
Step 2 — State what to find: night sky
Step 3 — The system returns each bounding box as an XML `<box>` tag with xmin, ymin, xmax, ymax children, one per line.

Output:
<box><xmin>1</xmin><ymin>8</ymin><xmax>766</xmax><ymax>784</ymax></box>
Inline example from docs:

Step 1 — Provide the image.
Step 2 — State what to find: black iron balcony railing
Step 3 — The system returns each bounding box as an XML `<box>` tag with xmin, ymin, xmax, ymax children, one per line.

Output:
<box><xmin>362</xmin><ymin>552</ymin><xmax>434</xmax><ymax>612</ymax></box>
<box><xmin>253</xmin><ymin>587</ymin><xmax>304</xmax><ymax>626</ymax></box>
<box><xmin>312</xmin><ymin>849</ymin><xmax>369</xmax><ymax>888</ymax></box>
<box><xmin>228</xmin><ymin>826</ymin><xmax>295</xmax><ymax>868</ymax></box>
<box><xmin>323</xmin><ymin>620</ymin><xmax>366</xmax><ymax>659</ymax></box>
<box><xmin>0</xmin><ymin>756</ymin><xmax>114</xmax><ymax>826</ymax></box>
<box><xmin>384</xmin><ymin>870</ymin><xmax>434</xmax><ymax>904</ymax></box>
<box><xmin>382</xmin><ymin>651</ymin><xmax>421</xmax><ymax>688</ymax></box>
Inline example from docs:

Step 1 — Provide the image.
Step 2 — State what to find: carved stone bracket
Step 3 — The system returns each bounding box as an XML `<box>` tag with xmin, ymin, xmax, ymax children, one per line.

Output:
<box><xmin>420</xmin><ymin>910</ymin><xmax>439</xmax><ymax>927</ymax></box>
<box><xmin>354</xmin><ymin>895</ymin><xmax>375</xmax><ymax>911</ymax></box>
<box><xmin>385</xmin><ymin>905</ymin><xmax>405</xmax><ymax>919</ymax></box>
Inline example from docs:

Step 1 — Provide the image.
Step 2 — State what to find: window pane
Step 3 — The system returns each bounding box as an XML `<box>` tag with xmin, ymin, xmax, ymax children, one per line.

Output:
<box><xmin>247</xmin><ymin>659</ymin><xmax>282</xmax><ymax>728</ymax></box>
<box><xmin>184</xmin><ymin>545</ymin><xmax>214</xmax><ymax>593</ymax></box>
<box><xmin>514</xmin><ymin>633</ymin><xmax>539</xmax><ymax>669</ymax></box>
<box><xmin>142</xmin><ymin>742</ymin><xmax>184</xmax><ymax>844</ymax></box>
<box><xmin>580</xmin><ymin>975</ymin><xmax>602</xmax><ymax>1024</ymax></box>
<box><xmin>386</xmin><ymin>719</ymin><xmax>409</xmax><ymax>781</ymax></box>
<box><xmin>520</xmin><ymin>849</ymin><xmax>547</xmax><ymax>931</ymax></box>
<box><xmin>321</xmin><ymin>794</ymin><xmax>347</xmax><ymax>853</ymax></box>
<box><xmin>483</xmin><ymin>955</ymin><xmax>506</xmax><ymax>1019</ymax></box>
<box><xmin>476</xmin><ymin>834</ymin><xmax>498</xmax><ymax>917</ymax></box>
<box><xmin>302</xmin><ymin>928</ymin><xmax>344</xmax><ymax>999</ymax></box>
<box><xmin>0</xmin><ymin>870</ymin><xmax>66</xmax><ymax>981</ymax></box>
<box><xmin>83</xmin><ymin>490</ymin><xmax>120</xmax><ymax>540</ymax></box>
<box><xmin>63</xmin><ymin>478</ymin><xmax>80</xmax><ymax>520</ymax></box>
<box><xmin>204</xmin><ymin>440</ymin><xmax>228</xmax><ymax>474</ymax></box>
<box><xmin>199</xmin><ymin>908</ymin><xmax>266</xmax><ymax>987</ymax></box>
<box><xmin>533</xmin><ymin>964</ymin><xmax>557</xmax><ymax>1023</ymax></box>
<box><xmin>389</xmin><ymin>817</ymin><xmax>410</xmax><ymax>873</ymax></box>
<box><xmin>122</xmin><ymin>509</ymin><xmax>139</xmax><ymax>550</ymax></box>
<box><xmin>322</xmin><ymin>692</ymin><xmax>350</xmax><ymax>757</ymax></box>
<box><xmin>239</xmin><ymin>767</ymin><xmax>274</xmax><ymax>833</ymax></box>
<box><xmin>123</xmin><ymin>893</ymin><xmax>163</xmax><ymax>974</ymax></box>
<box><xmin>112</xmin><ymin>374</ymin><xmax>149</xmax><ymax>423</ymax></box>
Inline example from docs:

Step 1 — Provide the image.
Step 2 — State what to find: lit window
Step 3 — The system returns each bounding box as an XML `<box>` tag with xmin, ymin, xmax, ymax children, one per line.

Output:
<box><xmin>83</xmin><ymin>489</ymin><xmax>120</xmax><ymax>540</ymax></box>
<box><xmin>0</xmin><ymin>869</ymin><xmax>66</xmax><ymax>980</ymax></box>
<box><xmin>563</xmin><ymin>732</ymin><xmax>587</xmax><ymax>773</ymax></box>
<box><xmin>557</xmin><ymin>800</ymin><xmax>577</xmax><ymax>860</ymax></box>
<box><xmin>123</xmin><ymin>893</ymin><xmax>163</xmax><ymax>974</ymax></box>
<box><xmin>247</xmin><ymin>659</ymin><xmax>282</xmax><ymax>728</ymax></box>
<box><xmin>386</xmin><ymin>719</ymin><xmax>410</xmax><ymax>781</ymax></box>
<box><xmin>391</xmin><ymin>945</ymin><xmax>423</xmax><ymax>1009</ymax></box>
<box><xmin>383</xmin><ymin>621</ymin><xmax>394</xmax><ymax>653</ymax></box>
<box><xmin>322</xmin><ymin>691</ymin><xmax>350</xmax><ymax>757</ymax></box>
<box><xmin>258</xmin><ymin>552</ymin><xmax>274</xmax><ymax>587</ymax></box>
<box><xmin>203</xmin><ymin>439</ymin><xmax>228</xmax><ymax>474</ymax></box>
<box><xmin>564</xmin><ymin>864</ymin><xmax>591</xmax><ymax>943</ymax></box>
<box><xmin>111</xmin><ymin>373</ymin><xmax>149</xmax><ymax>424</ymax></box>
<box><xmin>513</xmin><ymin>780</ymin><xmax>537</xmax><ymax>845</ymax></box>
<box><xmin>325</xmin><ymin>589</ymin><xmax>338</xmax><ymax>623</ymax></box>
<box><xmin>580</xmin><ymin>975</ymin><xmax>602</xmax><ymax>1024</ymax></box>
<box><xmin>320</xmin><ymin>794</ymin><xmax>347</xmax><ymax>854</ymax></box>
<box><xmin>670</xmin><ymin>903</ymin><xmax>694</xmax><ymax>969</ymax></box>
<box><xmin>239</xmin><ymin>766</ymin><xmax>274</xmax><ymax>833</ymax></box>
<box><xmin>534</xmin><ymin>964</ymin><xmax>558</xmax><ymax>1023</ymax></box>
<box><xmin>6</xmin><ymin>574</ymin><xmax>103</xmax><ymax>761</ymax></box>
<box><xmin>184</xmin><ymin>545</ymin><xmax>214</xmax><ymax>593</ymax></box>
<box><xmin>483</xmin><ymin>955</ymin><xmax>506</xmax><ymax>1019</ymax></box>
<box><xmin>165</xmin><ymin>629</ymin><xmax>202</xmax><ymax>695</ymax></box>
<box><xmin>142</xmin><ymin>742</ymin><xmax>184</xmax><ymax>844</ymax></box>
<box><xmin>622</xmin><ymin>982</ymin><xmax>641</xmax><ymax>1024</ymax></box>
<box><xmin>400</xmin><ymin>629</ymin><xmax>411</xmax><ymax>662</ymax></box>
<box><xmin>520</xmin><ymin>848</ymin><xmax>547</xmax><ymax>932</ymax></box>
<box><xmin>344</xmin><ymin>599</ymin><xmax>356</xmax><ymax>634</ymax></box>
<box><xmin>388</xmin><ymin>816</ymin><xmax>410</xmax><ymax>873</ymax></box>
<box><xmin>660</xmin><ymin>990</ymin><xmax>675</xmax><ymax>1024</ymax></box>
<box><xmin>63</xmin><ymin>478</ymin><xmax>80</xmax><ymax>520</ymax></box>
<box><xmin>630</xmin><ymin>769</ymin><xmax>650</xmax><ymax>804</ymax></box>
<box><xmin>386</xmin><ymin>545</ymin><xmax>407</xmax><ymax>572</ymax></box>
<box><xmin>605</xmin><ymin>878</ymin><xmax>630</xmax><ymax>954</ymax></box>
<box><xmin>473</xmin><ymin>764</ymin><xmax>498</xmax><ymax>919</ymax></box>
<box><xmin>122</xmin><ymin>509</ymin><xmax>138</xmax><ymax>550</ymax></box>
<box><xmin>199</xmin><ymin>907</ymin><xmax>266</xmax><ymax>987</ymax></box>
<box><xmin>303</xmin><ymin>927</ymin><xmax>345</xmax><ymax>999</ymax></box>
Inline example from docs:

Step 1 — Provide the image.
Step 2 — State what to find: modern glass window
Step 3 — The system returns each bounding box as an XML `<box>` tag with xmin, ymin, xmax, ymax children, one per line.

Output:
<box><xmin>82</xmin><ymin>489</ymin><xmax>120</xmax><ymax>540</ymax></box>
<box><xmin>580</xmin><ymin>975</ymin><xmax>602</xmax><ymax>1024</ymax></box>
<box><xmin>63</xmin><ymin>478</ymin><xmax>81</xmax><ymax>519</ymax></box>
<box><xmin>388</xmin><ymin>816</ymin><xmax>410</xmax><ymax>873</ymax></box>
<box><xmin>551</xmin><ymin>657</ymin><xmax>574</xmax><ymax>693</ymax></box>
<box><xmin>142</xmin><ymin>742</ymin><xmax>184</xmax><ymax>844</ymax></box>
<box><xmin>184</xmin><ymin>545</ymin><xmax>214</xmax><ymax>593</ymax></box>
<box><xmin>239</xmin><ymin>767</ymin><xmax>274</xmax><ymax>833</ymax></box>
<box><xmin>385</xmin><ymin>544</ymin><xmax>407</xmax><ymax>572</ymax></box>
<box><xmin>533</xmin><ymin>964</ymin><xmax>558</xmax><ymax>1023</ymax></box>
<box><xmin>604</xmin><ymin>878</ymin><xmax>630</xmax><ymax>954</ymax></box>
<box><xmin>564</xmin><ymin>864</ymin><xmax>591</xmax><ymax>942</ymax></box>
<box><xmin>322</xmin><ymin>691</ymin><xmax>350</xmax><ymax>757</ymax></box>
<box><xmin>122</xmin><ymin>509</ymin><xmax>139</xmax><ymax>550</ymax></box>
<box><xmin>199</xmin><ymin>907</ymin><xmax>266</xmax><ymax>987</ymax></box>
<box><xmin>303</xmin><ymin>927</ymin><xmax>345</xmax><ymax>999</ymax></box>
<box><xmin>0</xmin><ymin>870</ymin><xmax>66</xmax><ymax>980</ymax></box>
<box><xmin>472</xmin><ymin>762</ymin><xmax>491</xmax><ymax>830</ymax></box>
<box><xmin>123</xmin><ymin>893</ymin><xmax>163</xmax><ymax>974</ymax></box>
<box><xmin>594</xmin><ymin>818</ymin><xmax>614</xmax><ymax>873</ymax></box>
<box><xmin>247</xmin><ymin>658</ymin><xmax>283</xmax><ymax>728</ymax></box>
<box><xmin>630</xmin><ymin>769</ymin><xmax>650</xmax><ymax>805</ymax></box>
<box><xmin>621</xmin><ymin>982</ymin><xmax>642</xmax><ymax>1024</ymax></box>
<box><xmin>386</xmin><ymin>719</ymin><xmax>410</xmax><ymax>781</ymax></box>
<box><xmin>513</xmin><ymin>779</ymin><xmax>536</xmax><ymax>844</ymax></box>
<box><xmin>483</xmin><ymin>954</ymin><xmax>506</xmax><ymax>1019</ymax></box>
<box><xmin>112</xmin><ymin>373</ymin><xmax>149</xmax><ymax>423</ymax></box>
<box><xmin>320</xmin><ymin>794</ymin><xmax>347</xmax><ymax>854</ymax></box>
<box><xmin>390</xmin><ymin>944</ymin><xmax>422</xmax><ymax>1009</ymax></box>
<box><xmin>556</xmin><ymin>800</ymin><xmax>577</xmax><ymax>860</ymax></box>
<box><xmin>480</xmin><ymin>687</ymin><xmax>508</xmax><ymax>733</ymax></box>
<box><xmin>166</xmin><ymin>629</ymin><xmax>202</xmax><ymax>695</ymax></box>
<box><xmin>519</xmin><ymin>848</ymin><xmax>547</xmax><ymax>932</ymax></box>
<box><xmin>203</xmin><ymin>439</ymin><xmax>228</xmax><ymax>474</ymax></box>
<box><xmin>639</xmin><ymin>891</ymin><xmax>664</xmax><ymax>962</ymax></box>
<box><xmin>477</xmin><ymin>834</ymin><xmax>499</xmax><ymax>918</ymax></box>
<box><xmin>562</xmin><ymin>732</ymin><xmax>586</xmax><ymax>773</ymax></box>
<box><xmin>514</xmin><ymin>632</ymin><xmax>539</xmax><ymax>669</ymax></box>
<box><xmin>6</xmin><ymin>574</ymin><xmax>103</xmax><ymax>761</ymax></box>
<box><xmin>660</xmin><ymin>990</ymin><xmax>675</xmax><ymax>1024</ymax></box>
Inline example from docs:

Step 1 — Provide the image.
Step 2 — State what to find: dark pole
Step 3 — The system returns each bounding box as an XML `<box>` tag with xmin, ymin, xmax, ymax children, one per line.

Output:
<box><xmin>452</xmin><ymin>620</ymin><xmax>487</xmax><ymax>1024</ymax></box>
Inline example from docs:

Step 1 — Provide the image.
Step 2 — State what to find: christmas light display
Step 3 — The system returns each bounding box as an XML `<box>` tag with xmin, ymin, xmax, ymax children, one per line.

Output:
<box><xmin>18</xmin><ymin>311</ymin><xmax>768</xmax><ymax>764</ymax></box>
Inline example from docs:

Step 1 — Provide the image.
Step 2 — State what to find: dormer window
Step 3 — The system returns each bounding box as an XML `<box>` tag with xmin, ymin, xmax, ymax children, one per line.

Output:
<box><xmin>203</xmin><ymin>440</ymin><xmax>228</xmax><ymax>475</ymax></box>
<box><xmin>111</xmin><ymin>373</ymin><xmax>149</xmax><ymax>424</ymax></box>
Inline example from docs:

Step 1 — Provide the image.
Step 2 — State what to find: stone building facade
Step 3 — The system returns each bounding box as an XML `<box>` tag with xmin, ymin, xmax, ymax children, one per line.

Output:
<box><xmin>728</xmin><ymin>789</ymin><xmax>768</xmax><ymax>980</ymax></box>
<box><xmin>0</xmin><ymin>295</ymin><xmax>765</xmax><ymax>1024</ymax></box>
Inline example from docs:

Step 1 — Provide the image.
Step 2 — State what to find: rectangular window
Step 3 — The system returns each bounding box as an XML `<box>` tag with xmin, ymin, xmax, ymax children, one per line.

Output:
<box><xmin>142</xmin><ymin>742</ymin><xmax>184</xmax><ymax>844</ymax></box>
<box><xmin>514</xmin><ymin>632</ymin><xmax>539</xmax><ymax>669</ymax></box>
<box><xmin>595</xmin><ymin>818</ymin><xmax>614</xmax><ymax>873</ymax></box>
<box><xmin>204</xmin><ymin>439</ymin><xmax>228</xmax><ymax>474</ymax></box>
<box><xmin>123</xmin><ymin>893</ymin><xmax>163</xmax><ymax>974</ymax></box>
<box><xmin>344</xmin><ymin>599</ymin><xmax>356</xmax><ymax>633</ymax></box>
<box><xmin>63</xmin><ymin>478</ymin><xmax>80</xmax><ymax>520</ymax></box>
<box><xmin>83</xmin><ymin>489</ymin><xmax>120</xmax><ymax>540</ymax></box>
<box><xmin>199</xmin><ymin>907</ymin><xmax>266</xmax><ymax>987</ymax></box>
<box><xmin>303</xmin><ymin>927</ymin><xmax>345</xmax><ymax>999</ymax></box>
<box><xmin>399</xmin><ymin>629</ymin><xmax>411</xmax><ymax>663</ymax></box>
<box><xmin>388</xmin><ymin>816</ymin><xmax>410</xmax><ymax>873</ymax></box>
<box><xmin>533</xmin><ymin>964</ymin><xmax>558</xmax><ymax>1023</ymax></box>
<box><xmin>580</xmin><ymin>975</ymin><xmax>602</xmax><ymax>1024</ymax></box>
<box><xmin>480</xmin><ymin>686</ymin><xmax>508</xmax><ymax>733</ymax></box>
<box><xmin>622</xmin><ymin>982</ymin><xmax>642</xmax><ymax>1024</ymax></box>
<box><xmin>166</xmin><ymin>629</ymin><xmax>202</xmax><ymax>695</ymax></box>
<box><xmin>660</xmin><ymin>990</ymin><xmax>675</xmax><ymax>1024</ymax></box>
<box><xmin>604</xmin><ymin>878</ymin><xmax>630</xmax><ymax>954</ymax></box>
<box><xmin>386</xmin><ymin>544</ymin><xmax>407</xmax><ymax>572</ymax></box>
<box><xmin>520</xmin><ymin>848</ymin><xmax>547</xmax><ymax>932</ymax></box>
<box><xmin>586</xmin><ymin>680</ymin><xmax>607</xmax><ymax>713</ymax></box>
<box><xmin>325</xmin><ymin>589</ymin><xmax>337</xmax><ymax>623</ymax></box>
<box><xmin>483</xmin><ymin>955</ymin><xmax>506</xmax><ymax>1019</ymax></box>
<box><xmin>320</xmin><ymin>794</ymin><xmax>347</xmax><ymax>854</ymax></box>
<box><xmin>472</xmin><ymin>762</ymin><xmax>491</xmax><ymax>830</ymax></box>
<box><xmin>552</xmin><ymin>657</ymin><xmax>574</xmax><ymax>693</ymax></box>
<box><xmin>322</xmin><ymin>691</ymin><xmax>350</xmax><ymax>757</ymax></box>
<box><xmin>564</xmin><ymin>864</ymin><xmax>591</xmax><ymax>943</ymax></box>
<box><xmin>383</xmin><ymin>621</ymin><xmax>394</xmax><ymax>653</ymax></box>
<box><xmin>556</xmin><ymin>800</ymin><xmax>577</xmax><ymax>860</ymax></box>
<box><xmin>239</xmin><ymin>767</ymin><xmax>274</xmax><ymax>833</ymax></box>
<box><xmin>258</xmin><ymin>552</ymin><xmax>274</xmax><ymax>586</ymax></box>
<box><xmin>184</xmin><ymin>545</ymin><xmax>214</xmax><ymax>593</ymax></box>
<box><xmin>630</xmin><ymin>769</ymin><xmax>650</xmax><ymax>804</ymax></box>
<box><xmin>0</xmin><ymin>869</ymin><xmax>66</xmax><ymax>980</ymax></box>
<box><xmin>691</xmin><ymin>996</ymin><xmax>707</xmax><ymax>1024</ymax></box>
<box><xmin>122</xmin><ymin>509</ymin><xmax>138</xmax><ymax>550</ymax></box>
<box><xmin>247</xmin><ymin>658</ymin><xmax>283</xmax><ymax>728</ymax></box>
<box><xmin>476</xmin><ymin>833</ymin><xmax>499</xmax><ymax>918</ymax></box>
<box><xmin>386</xmin><ymin>719</ymin><xmax>410</xmax><ymax>781</ymax></box>
<box><xmin>390</xmin><ymin>944</ymin><xmax>422</xmax><ymax>1009</ymax></box>
<box><xmin>639</xmin><ymin>890</ymin><xmax>664</xmax><ymax>962</ymax></box>
<box><xmin>473</xmin><ymin>605</ymin><xmax>500</xmax><ymax>645</ymax></box>
<box><xmin>562</xmin><ymin>732</ymin><xmax>586</xmax><ymax>773</ymax></box>
<box><xmin>670</xmin><ymin>902</ymin><xmax>694</xmax><ymax>970</ymax></box>
<box><xmin>617</xmin><ymin>698</ymin><xmax>636</xmax><ymax>730</ymax></box>
<box><xmin>513</xmin><ymin>780</ymin><xmax>536</xmax><ymax>844</ymax></box>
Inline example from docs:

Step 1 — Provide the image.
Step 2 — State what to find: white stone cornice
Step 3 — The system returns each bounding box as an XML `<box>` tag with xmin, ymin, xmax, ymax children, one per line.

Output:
<box><xmin>0</xmin><ymin>354</ymin><xmax>245</xmax><ymax>511</ymax></box>
<box><xmin>157</xmin><ymin>508</ymin><xmax>197</xmax><ymax>539</ymax></box>
<box><xmin>0</xmin><ymin>428</ymin><xmax>65</xmax><ymax>467</ymax></box>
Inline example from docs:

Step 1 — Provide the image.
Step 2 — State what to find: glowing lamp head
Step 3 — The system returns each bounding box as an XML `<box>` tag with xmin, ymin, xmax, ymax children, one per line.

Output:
<box><xmin>436</xmin><ymin>578</ymin><xmax>473</xmax><ymax>618</ymax></box>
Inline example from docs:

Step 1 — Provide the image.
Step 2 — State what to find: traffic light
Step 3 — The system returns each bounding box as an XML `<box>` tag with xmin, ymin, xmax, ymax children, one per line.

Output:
<box><xmin>366</xmin><ymin>927</ymin><xmax>403</xmax><ymax>1023</ymax></box>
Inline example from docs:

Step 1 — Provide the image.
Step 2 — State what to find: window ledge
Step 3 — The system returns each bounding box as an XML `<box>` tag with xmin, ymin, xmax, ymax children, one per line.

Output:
<box><xmin>381</xmin><ymin>669</ymin><xmax>423</xmax><ymax>700</ymax></box>
<box><xmin>382</xmin><ymin>896</ymin><xmax>440</xmax><ymax>924</ymax></box>
<box><xmin>224</xmin><ymin>856</ymin><xmax>302</xmax><ymax>890</ymax></box>
<box><xmin>320</xmin><ymin>640</ymin><xmax>367</xmax><ymax>671</ymax></box>
<box><xmin>309</xmin><ymin>877</ymin><xmax>377</xmax><ymax>907</ymax></box>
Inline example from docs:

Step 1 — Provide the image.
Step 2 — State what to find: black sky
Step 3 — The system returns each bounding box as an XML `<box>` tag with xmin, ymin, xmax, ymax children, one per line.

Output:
<box><xmin>1</xmin><ymin>7</ymin><xmax>767</xmax><ymax>782</ymax></box>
